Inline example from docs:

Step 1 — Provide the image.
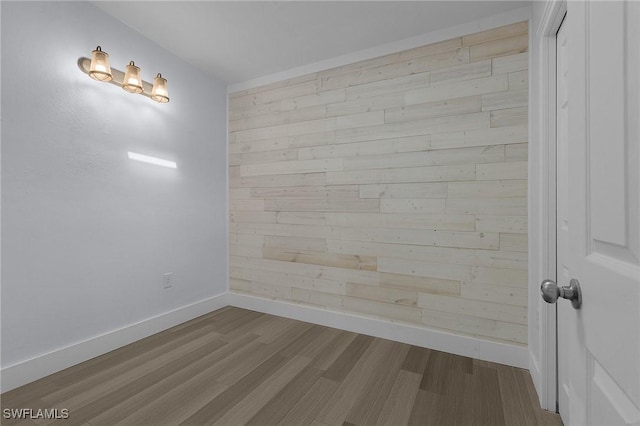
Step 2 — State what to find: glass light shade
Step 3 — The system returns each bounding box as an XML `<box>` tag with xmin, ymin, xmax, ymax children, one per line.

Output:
<box><xmin>122</xmin><ymin>61</ymin><xmax>143</xmax><ymax>94</ymax></box>
<box><xmin>88</xmin><ymin>46</ymin><xmax>112</xmax><ymax>81</ymax></box>
<box><xmin>151</xmin><ymin>73</ymin><xmax>170</xmax><ymax>103</ymax></box>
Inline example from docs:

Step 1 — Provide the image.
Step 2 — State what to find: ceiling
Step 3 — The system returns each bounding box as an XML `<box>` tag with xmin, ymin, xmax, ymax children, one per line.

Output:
<box><xmin>94</xmin><ymin>1</ymin><xmax>528</xmax><ymax>85</ymax></box>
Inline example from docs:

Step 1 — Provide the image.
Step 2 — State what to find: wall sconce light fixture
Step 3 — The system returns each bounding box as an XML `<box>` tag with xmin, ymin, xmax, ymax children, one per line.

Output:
<box><xmin>78</xmin><ymin>46</ymin><xmax>170</xmax><ymax>103</ymax></box>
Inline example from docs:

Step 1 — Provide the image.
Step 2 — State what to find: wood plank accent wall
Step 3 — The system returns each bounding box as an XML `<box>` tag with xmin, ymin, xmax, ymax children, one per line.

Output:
<box><xmin>228</xmin><ymin>22</ymin><xmax>529</xmax><ymax>347</ymax></box>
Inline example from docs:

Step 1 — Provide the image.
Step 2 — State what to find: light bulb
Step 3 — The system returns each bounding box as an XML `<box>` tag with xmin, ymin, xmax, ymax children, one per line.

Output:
<box><xmin>122</xmin><ymin>61</ymin><xmax>143</xmax><ymax>94</ymax></box>
<box><xmin>88</xmin><ymin>46</ymin><xmax>112</xmax><ymax>81</ymax></box>
<box><xmin>151</xmin><ymin>73</ymin><xmax>170</xmax><ymax>103</ymax></box>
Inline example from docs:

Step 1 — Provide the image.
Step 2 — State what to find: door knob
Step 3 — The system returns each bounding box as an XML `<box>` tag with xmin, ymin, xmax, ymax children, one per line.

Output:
<box><xmin>541</xmin><ymin>278</ymin><xmax>582</xmax><ymax>309</ymax></box>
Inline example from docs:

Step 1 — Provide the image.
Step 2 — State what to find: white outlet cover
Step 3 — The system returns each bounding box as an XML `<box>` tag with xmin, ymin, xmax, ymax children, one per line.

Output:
<box><xmin>163</xmin><ymin>272</ymin><xmax>173</xmax><ymax>289</ymax></box>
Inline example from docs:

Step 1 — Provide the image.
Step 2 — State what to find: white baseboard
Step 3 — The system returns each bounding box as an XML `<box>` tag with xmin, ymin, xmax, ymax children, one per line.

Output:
<box><xmin>0</xmin><ymin>294</ymin><xmax>228</xmax><ymax>393</ymax></box>
<box><xmin>227</xmin><ymin>292</ymin><xmax>529</xmax><ymax>369</ymax></box>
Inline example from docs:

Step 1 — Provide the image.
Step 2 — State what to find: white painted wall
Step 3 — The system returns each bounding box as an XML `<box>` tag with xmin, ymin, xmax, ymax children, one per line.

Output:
<box><xmin>1</xmin><ymin>0</ymin><xmax>227</xmax><ymax>374</ymax></box>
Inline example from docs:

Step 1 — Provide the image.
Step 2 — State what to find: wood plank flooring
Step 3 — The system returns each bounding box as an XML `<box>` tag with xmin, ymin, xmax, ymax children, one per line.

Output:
<box><xmin>0</xmin><ymin>307</ymin><xmax>562</xmax><ymax>426</ymax></box>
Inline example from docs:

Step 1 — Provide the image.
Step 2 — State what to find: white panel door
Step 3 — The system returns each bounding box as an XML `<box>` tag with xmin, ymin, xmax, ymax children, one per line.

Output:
<box><xmin>555</xmin><ymin>1</ymin><xmax>640</xmax><ymax>425</ymax></box>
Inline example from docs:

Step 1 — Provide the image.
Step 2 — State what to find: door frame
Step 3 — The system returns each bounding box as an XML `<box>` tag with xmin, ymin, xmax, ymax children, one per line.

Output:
<box><xmin>531</xmin><ymin>0</ymin><xmax>566</xmax><ymax>412</ymax></box>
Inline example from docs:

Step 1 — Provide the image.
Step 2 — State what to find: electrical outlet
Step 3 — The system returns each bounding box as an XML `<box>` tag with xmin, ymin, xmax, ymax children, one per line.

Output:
<box><xmin>163</xmin><ymin>272</ymin><xmax>173</xmax><ymax>289</ymax></box>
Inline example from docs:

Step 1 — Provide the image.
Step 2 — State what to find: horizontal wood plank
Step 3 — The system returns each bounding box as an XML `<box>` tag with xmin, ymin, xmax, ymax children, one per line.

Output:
<box><xmin>345</xmin><ymin>72</ymin><xmax>430</xmax><ymax>101</ymax></box>
<box><xmin>469</xmin><ymin>33</ymin><xmax>528</xmax><ymax>62</ymax></box>
<box><xmin>380</xmin><ymin>199</ymin><xmax>447</xmax><ymax>214</ymax></box>
<box><xmin>446</xmin><ymin>197</ymin><xmax>527</xmax><ymax>215</ymax></box>
<box><xmin>326</xmin><ymin>164</ymin><xmax>476</xmax><ymax>185</ymax></box>
<box><xmin>430</xmin><ymin>126</ymin><xmax>528</xmax><ymax>149</ymax></box>
<box><xmin>263</xmin><ymin>247</ymin><xmax>377</xmax><ymax>271</ymax></box>
<box><xmin>492</xmin><ymin>52</ymin><xmax>528</xmax><ymax>75</ymax></box>
<box><xmin>384</xmin><ymin>96</ymin><xmax>482</xmax><ymax>123</ymax></box>
<box><xmin>476</xmin><ymin>161</ymin><xmax>527</xmax><ymax>180</ymax></box>
<box><xmin>482</xmin><ymin>89</ymin><xmax>528</xmax><ymax>111</ymax></box>
<box><xmin>359</xmin><ymin>183</ymin><xmax>447</xmax><ymax>199</ymax></box>
<box><xmin>240</xmin><ymin>158</ymin><xmax>343</xmax><ymax>177</ymax></box>
<box><xmin>231</xmin><ymin>172</ymin><xmax>326</xmax><ymax>188</ymax></box>
<box><xmin>298</xmin><ymin>135</ymin><xmax>430</xmax><ymax>160</ymax></box>
<box><xmin>475</xmin><ymin>215</ymin><xmax>527</xmax><ymax>233</ymax></box>
<box><xmin>475</xmin><ymin>249</ymin><xmax>528</xmax><ymax>270</ymax></box>
<box><xmin>430</xmin><ymin>60</ymin><xmax>492</xmax><ymax>85</ymax></box>
<box><xmin>378</xmin><ymin>257</ymin><xmax>472</xmax><ymax>282</ymax></box>
<box><xmin>325</xmin><ymin>213</ymin><xmax>475</xmax><ymax>231</ymax></box>
<box><xmin>462</xmin><ymin>21</ymin><xmax>528</xmax><ymax>46</ymax></box>
<box><xmin>371</xmin><ymin>228</ymin><xmax>499</xmax><ymax>250</ymax></box>
<box><xmin>499</xmin><ymin>233</ymin><xmax>528</xmax><ymax>252</ymax></box>
<box><xmin>335</xmin><ymin>111</ymin><xmax>490</xmax><ymax>145</ymax></box>
<box><xmin>280</xmin><ymin>89</ymin><xmax>346</xmax><ymax>111</ymax></box>
<box><xmin>505</xmin><ymin>143</ymin><xmax>528</xmax><ymax>161</ymax></box>
<box><xmin>264</xmin><ymin>198</ymin><xmax>380</xmax><ymax>212</ymax></box>
<box><xmin>490</xmin><ymin>107</ymin><xmax>528</xmax><ymax>128</ymax></box>
<box><xmin>404</xmin><ymin>75</ymin><xmax>508</xmax><ymax>106</ymax></box>
<box><xmin>447</xmin><ymin>180</ymin><xmax>527</xmax><ymax>198</ymax></box>
<box><xmin>326</xmin><ymin>239</ymin><xmax>477</xmax><ymax>265</ymax></box>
